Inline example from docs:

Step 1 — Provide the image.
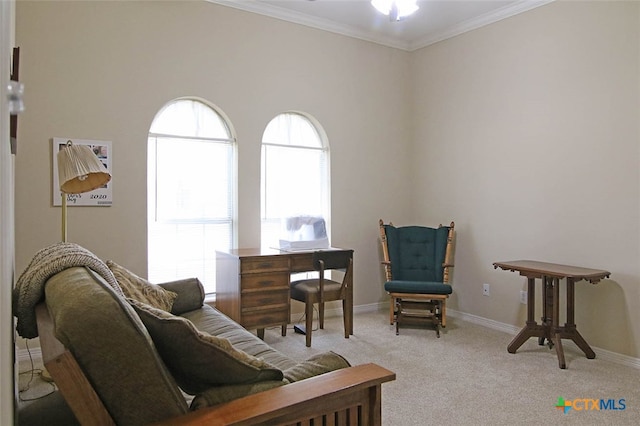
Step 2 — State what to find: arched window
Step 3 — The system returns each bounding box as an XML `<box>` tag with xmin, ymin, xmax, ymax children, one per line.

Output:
<box><xmin>148</xmin><ymin>98</ymin><xmax>236</xmax><ymax>294</ymax></box>
<box><xmin>261</xmin><ymin>112</ymin><xmax>330</xmax><ymax>250</ymax></box>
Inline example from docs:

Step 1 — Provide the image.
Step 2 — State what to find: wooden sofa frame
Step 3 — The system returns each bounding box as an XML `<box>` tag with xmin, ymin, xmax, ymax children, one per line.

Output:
<box><xmin>36</xmin><ymin>304</ymin><xmax>395</xmax><ymax>426</ymax></box>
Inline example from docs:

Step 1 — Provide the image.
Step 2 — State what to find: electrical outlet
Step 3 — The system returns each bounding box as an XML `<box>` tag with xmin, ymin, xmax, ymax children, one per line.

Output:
<box><xmin>482</xmin><ymin>283</ymin><xmax>490</xmax><ymax>296</ymax></box>
<box><xmin>520</xmin><ymin>290</ymin><xmax>527</xmax><ymax>304</ymax></box>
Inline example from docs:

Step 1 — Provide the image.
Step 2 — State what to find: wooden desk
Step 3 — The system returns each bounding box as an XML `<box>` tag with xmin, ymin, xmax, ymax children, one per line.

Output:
<box><xmin>493</xmin><ymin>260</ymin><xmax>610</xmax><ymax>369</ymax></box>
<box><xmin>216</xmin><ymin>248</ymin><xmax>353</xmax><ymax>340</ymax></box>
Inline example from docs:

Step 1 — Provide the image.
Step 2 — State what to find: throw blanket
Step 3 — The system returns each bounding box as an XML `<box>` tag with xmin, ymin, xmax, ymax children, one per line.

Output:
<box><xmin>13</xmin><ymin>242</ymin><xmax>123</xmax><ymax>339</ymax></box>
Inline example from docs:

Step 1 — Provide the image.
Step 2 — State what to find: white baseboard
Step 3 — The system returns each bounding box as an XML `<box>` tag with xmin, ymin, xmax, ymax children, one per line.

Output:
<box><xmin>447</xmin><ymin>308</ymin><xmax>521</xmax><ymax>335</ymax></box>
<box><xmin>447</xmin><ymin>308</ymin><xmax>640</xmax><ymax>370</ymax></box>
<box><xmin>17</xmin><ymin>345</ymin><xmax>42</xmax><ymax>366</ymax></box>
<box><xmin>19</xmin><ymin>303</ymin><xmax>640</xmax><ymax>370</ymax></box>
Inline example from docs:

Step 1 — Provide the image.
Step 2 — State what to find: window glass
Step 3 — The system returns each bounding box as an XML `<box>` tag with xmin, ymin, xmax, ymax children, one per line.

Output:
<box><xmin>261</xmin><ymin>112</ymin><xmax>329</xmax><ymax>251</ymax></box>
<box><xmin>150</xmin><ymin>99</ymin><xmax>229</xmax><ymax>139</ymax></box>
<box><xmin>148</xmin><ymin>99</ymin><xmax>235</xmax><ymax>294</ymax></box>
<box><xmin>262</xmin><ymin>113</ymin><xmax>322</xmax><ymax>148</ymax></box>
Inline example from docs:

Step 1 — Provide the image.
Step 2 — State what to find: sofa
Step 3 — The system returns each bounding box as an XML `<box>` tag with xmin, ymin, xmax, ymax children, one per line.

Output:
<box><xmin>14</xmin><ymin>243</ymin><xmax>395</xmax><ymax>425</ymax></box>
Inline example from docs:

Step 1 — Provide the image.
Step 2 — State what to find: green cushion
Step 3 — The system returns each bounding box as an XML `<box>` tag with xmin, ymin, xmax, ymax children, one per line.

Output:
<box><xmin>384</xmin><ymin>280</ymin><xmax>452</xmax><ymax>295</ymax></box>
<box><xmin>384</xmin><ymin>224</ymin><xmax>450</xmax><ymax>282</ymax></box>
<box><xmin>129</xmin><ymin>299</ymin><xmax>284</xmax><ymax>395</ymax></box>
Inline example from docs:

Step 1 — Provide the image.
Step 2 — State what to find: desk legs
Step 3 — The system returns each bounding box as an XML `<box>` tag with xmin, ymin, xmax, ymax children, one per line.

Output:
<box><xmin>256</xmin><ymin>325</ymin><xmax>287</xmax><ymax>340</ymax></box>
<box><xmin>507</xmin><ymin>276</ymin><xmax>596</xmax><ymax>369</ymax></box>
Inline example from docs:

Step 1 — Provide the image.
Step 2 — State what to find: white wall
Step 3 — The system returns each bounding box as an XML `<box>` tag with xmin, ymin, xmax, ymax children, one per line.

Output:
<box><xmin>411</xmin><ymin>1</ymin><xmax>640</xmax><ymax>357</ymax></box>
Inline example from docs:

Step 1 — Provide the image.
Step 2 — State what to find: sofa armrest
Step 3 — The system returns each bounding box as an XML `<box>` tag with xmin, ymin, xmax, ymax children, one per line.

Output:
<box><xmin>153</xmin><ymin>363</ymin><xmax>396</xmax><ymax>426</ymax></box>
<box><xmin>158</xmin><ymin>278</ymin><xmax>205</xmax><ymax>314</ymax></box>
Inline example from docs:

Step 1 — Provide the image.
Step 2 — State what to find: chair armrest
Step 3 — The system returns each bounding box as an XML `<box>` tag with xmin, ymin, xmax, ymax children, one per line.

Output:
<box><xmin>158</xmin><ymin>277</ymin><xmax>205</xmax><ymax>314</ymax></box>
<box><xmin>153</xmin><ymin>363</ymin><xmax>396</xmax><ymax>426</ymax></box>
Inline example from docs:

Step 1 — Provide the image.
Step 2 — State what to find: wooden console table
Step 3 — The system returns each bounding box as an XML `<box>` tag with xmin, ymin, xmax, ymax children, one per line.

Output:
<box><xmin>493</xmin><ymin>260</ymin><xmax>610</xmax><ymax>369</ymax></box>
<box><xmin>216</xmin><ymin>248</ymin><xmax>354</xmax><ymax>340</ymax></box>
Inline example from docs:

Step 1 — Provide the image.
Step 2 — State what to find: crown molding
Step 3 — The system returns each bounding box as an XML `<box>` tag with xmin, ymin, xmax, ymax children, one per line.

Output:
<box><xmin>408</xmin><ymin>0</ymin><xmax>555</xmax><ymax>51</ymax></box>
<box><xmin>206</xmin><ymin>0</ymin><xmax>411</xmax><ymax>50</ymax></box>
<box><xmin>206</xmin><ymin>0</ymin><xmax>554</xmax><ymax>52</ymax></box>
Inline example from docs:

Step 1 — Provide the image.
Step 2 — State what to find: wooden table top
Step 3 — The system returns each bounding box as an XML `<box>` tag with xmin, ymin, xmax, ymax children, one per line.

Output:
<box><xmin>224</xmin><ymin>247</ymin><xmax>344</xmax><ymax>257</ymax></box>
<box><xmin>493</xmin><ymin>260</ymin><xmax>611</xmax><ymax>283</ymax></box>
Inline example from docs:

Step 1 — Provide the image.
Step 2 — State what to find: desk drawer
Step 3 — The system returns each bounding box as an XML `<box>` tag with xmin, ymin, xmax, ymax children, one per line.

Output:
<box><xmin>289</xmin><ymin>254</ymin><xmax>315</xmax><ymax>273</ymax></box>
<box><xmin>241</xmin><ymin>272</ymin><xmax>289</xmax><ymax>291</ymax></box>
<box><xmin>242</xmin><ymin>289</ymin><xmax>289</xmax><ymax>308</ymax></box>
<box><xmin>242</xmin><ymin>308</ymin><xmax>289</xmax><ymax>329</ymax></box>
<box><xmin>241</xmin><ymin>257</ymin><xmax>289</xmax><ymax>273</ymax></box>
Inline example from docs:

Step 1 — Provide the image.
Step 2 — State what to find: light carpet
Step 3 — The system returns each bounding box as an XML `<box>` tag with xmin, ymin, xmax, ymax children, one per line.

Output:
<box><xmin>266</xmin><ymin>308</ymin><xmax>639</xmax><ymax>426</ymax></box>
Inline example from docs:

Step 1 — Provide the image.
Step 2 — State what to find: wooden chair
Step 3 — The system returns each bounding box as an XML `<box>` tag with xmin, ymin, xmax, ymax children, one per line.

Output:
<box><xmin>290</xmin><ymin>249</ymin><xmax>354</xmax><ymax>347</ymax></box>
<box><xmin>379</xmin><ymin>220</ymin><xmax>455</xmax><ymax>337</ymax></box>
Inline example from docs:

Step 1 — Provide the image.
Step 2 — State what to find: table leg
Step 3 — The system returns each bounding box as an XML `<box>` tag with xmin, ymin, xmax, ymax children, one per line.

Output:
<box><xmin>542</xmin><ymin>276</ymin><xmax>556</xmax><ymax>347</ymax></box>
<box><xmin>508</xmin><ymin>324</ymin><xmax>547</xmax><ymax>353</ymax></box>
<box><xmin>566</xmin><ymin>329</ymin><xmax>596</xmax><ymax>359</ymax></box>
<box><xmin>539</xmin><ymin>276</ymin><xmax>549</xmax><ymax>346</ymax></box>
<box><xmin>508</xmin><ymin>277</ymin><xmax>545</xmax><ymax>353</ymax></box>
<box><xmin>563</xmin><ymin>278</ymin><xmax>596</xmax><ymax>359</ymax></box>
<box><xmin>551</xmin><ymin>277</ymin><xmax>567</xmax><ymax>369</ymax></box>
<box><xmin>540</xmin><ymin>276</ymin><xmax>548</xmax><ymax>324</ymax></box>
<box><xmin>554</xmin><ymin>335</ymin><xmax>566</xmax><ymax>369</ymax></box>
<box><xmin>566</xmin><ymin>278</ymin><xmax>575</xmax><ymax>325</ymax></box>
<box><xmin>257</xmin><ymin>328</ymin><xmax>265</xmax><ymax>340</ymax></box>
<box><xmin>526</xmin><ymin>277</ymin><xmax>535</xmax><ymax>323</ymax></box>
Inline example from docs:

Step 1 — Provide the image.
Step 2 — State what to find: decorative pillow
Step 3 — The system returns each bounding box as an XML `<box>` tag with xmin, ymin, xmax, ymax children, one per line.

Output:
<box><xmin>129</xmin><ymin>299</ymin><xmax>283</xmax><ymax>394</ymax></box>
<box><xmin>106</xmin><ymin>260</ymin><xmax>177</xmax><ymax>312</ymax></box>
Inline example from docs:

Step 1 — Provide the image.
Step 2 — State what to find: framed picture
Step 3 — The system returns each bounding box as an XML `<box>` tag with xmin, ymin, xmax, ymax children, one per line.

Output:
<box><xmin>52</xmin><ymin>138</ymin><xmax>113</xmax><ymax>206</ymax></box>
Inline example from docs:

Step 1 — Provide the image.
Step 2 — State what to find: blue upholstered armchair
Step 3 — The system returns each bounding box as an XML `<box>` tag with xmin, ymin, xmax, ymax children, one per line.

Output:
<box><xmin>379</xmin><ymin>220</ymin><xmax>455</xmax><ymax>336</ymax></box>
